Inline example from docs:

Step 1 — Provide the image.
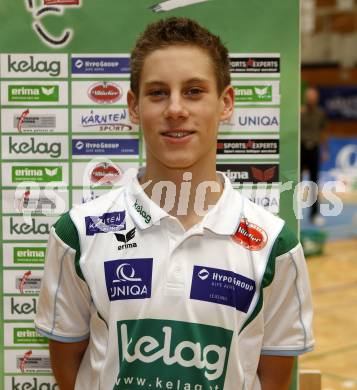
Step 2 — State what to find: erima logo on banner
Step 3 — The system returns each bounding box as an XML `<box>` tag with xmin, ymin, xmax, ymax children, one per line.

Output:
<box><xmin>12</xmin><ymin>166</ymin><xmax>62</xmax><ymax>182</ymax></box>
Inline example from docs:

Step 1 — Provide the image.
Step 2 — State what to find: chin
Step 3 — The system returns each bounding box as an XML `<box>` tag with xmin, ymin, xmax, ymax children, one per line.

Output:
<box><xmin>158</xmin><ymin>156</ymin><xmax>197</xmax><ymax>170</ymax></box>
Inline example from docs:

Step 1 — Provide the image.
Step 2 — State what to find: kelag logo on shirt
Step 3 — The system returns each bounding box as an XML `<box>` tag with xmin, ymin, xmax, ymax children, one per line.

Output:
<box><xmin>115</xmin><ymin>319</ymin><xmax>232</xmax><ymax>389</ymax></box>
<box><xmin>85</xmin><ymin>211</ymin><xmax>126</xmax><ymax>235</ymax></box>
<box><xmin>190</xmin><ymin>266</ymin><xmax>256</xmax><ymax>313</ymax></box>
<box><xmin>104</xmin><ymin>258</ymin><xmax>152</xmax><ymax>301</ymax></box>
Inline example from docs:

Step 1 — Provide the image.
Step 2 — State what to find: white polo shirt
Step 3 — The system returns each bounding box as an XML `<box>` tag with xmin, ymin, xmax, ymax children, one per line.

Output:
<box><xmin>35</xmin><ymin>172</ymin><xmax>314</xmax><ymax>390</ymax></box>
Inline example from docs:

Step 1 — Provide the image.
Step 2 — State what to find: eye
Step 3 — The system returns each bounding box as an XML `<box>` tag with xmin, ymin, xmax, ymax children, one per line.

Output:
<box><xmin>186</xmin><ymin>87</ymin><xmax>204</xmax><ymax>97</ymax></box>
<box><xmin>148</xmin><ymin>89</ymin><xmax>167</xmax><ymax>98</ymax></box>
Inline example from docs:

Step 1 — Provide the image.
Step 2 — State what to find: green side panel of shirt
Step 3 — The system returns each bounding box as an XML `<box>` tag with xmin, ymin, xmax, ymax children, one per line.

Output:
<box><xmin>240</xmin><ymin>223</ymin><xmax>299</xmax><ymax>333</ymax></box>
<box><xmin>53</xmin><ymin>212</ymin><xmax>84</xmax><ymax>281</ymax></box>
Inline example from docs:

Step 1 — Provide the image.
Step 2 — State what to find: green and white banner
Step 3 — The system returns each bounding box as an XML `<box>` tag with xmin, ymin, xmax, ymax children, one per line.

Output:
<box><xmin>0</xmin><ymin>0</ymin><xmax>300</xmax><ymax>388</ymax></box>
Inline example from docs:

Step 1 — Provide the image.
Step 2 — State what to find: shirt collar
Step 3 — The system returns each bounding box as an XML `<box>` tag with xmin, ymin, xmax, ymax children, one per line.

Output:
<box><xmin>125</xmin><ymin>170</ymin><xmax>243</xmax><ymax>234</ymax></box>
<box><xmin>125</xmin><ymin>171</ymin><xmax>168</xmax><ymax>229</ymax></box>
<box><xmin>201</xmin><ymin>173</ymin><xmax>243</xmax><ymax>235</ymax></box>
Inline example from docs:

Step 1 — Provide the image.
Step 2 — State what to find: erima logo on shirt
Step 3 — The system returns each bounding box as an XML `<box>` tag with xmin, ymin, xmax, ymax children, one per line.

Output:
<box><xmin>115</xmin><ymin>319</ymin><xmax>233</xmax><ymax>389</ymax></box>
<box><xmin>104</xmin><ymin>258</ymin><xmax>152</xmax><ymax>301</ymax></box>
<box><xmin>115</xmin><ymin>227</ymin><xmax>137</xmax><ymax>251</ymax></box>
<box><xmin>85</xmin><ymin>211</ymin><xmax>126</xmax><ymax>236</ymax></box>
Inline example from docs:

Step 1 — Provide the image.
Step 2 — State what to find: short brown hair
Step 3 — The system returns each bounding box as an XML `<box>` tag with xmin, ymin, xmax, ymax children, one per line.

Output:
<box><xmin>130</xmin><ymin>17</ymin><xmax>231</xmax><ymax>96</ymax></box>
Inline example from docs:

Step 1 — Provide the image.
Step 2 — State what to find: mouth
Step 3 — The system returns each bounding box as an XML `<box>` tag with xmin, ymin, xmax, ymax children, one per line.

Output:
<box><xmin>160</xmin><ymin>130</ymin><xmax>195</xmax><ymax>139</ymax></box>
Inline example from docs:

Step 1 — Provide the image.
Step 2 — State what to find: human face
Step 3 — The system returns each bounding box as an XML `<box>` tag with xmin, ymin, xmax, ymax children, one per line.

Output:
<box><xmin>128</xmin><ymin>45</ymin><xmax>234</xmax><ymax>173</ymax></box>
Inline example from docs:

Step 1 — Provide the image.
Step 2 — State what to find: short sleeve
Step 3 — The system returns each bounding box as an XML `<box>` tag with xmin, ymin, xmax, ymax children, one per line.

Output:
<box><xmin>261</xmin><ymin>226</ymin><xmax>314</xmax><ymax>355</ymax></box>
<box><xmin>34</xmin><ymin>212</ymin><xmax>92</xmax><ymax>342</ymax></box>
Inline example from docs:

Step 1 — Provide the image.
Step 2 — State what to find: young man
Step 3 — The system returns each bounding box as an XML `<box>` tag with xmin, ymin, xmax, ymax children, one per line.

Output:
<box><xmin>35</xmin><ymin>17</ymin><xmax>314</xmax><ymax>390</ymax></box>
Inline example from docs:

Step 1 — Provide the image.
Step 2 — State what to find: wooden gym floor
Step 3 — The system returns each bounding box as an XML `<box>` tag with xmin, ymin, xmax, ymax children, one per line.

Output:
<box><xmin>300</xmin><ymin>238</ymin><xmax>357</xmax><ymax>390</ymax></box>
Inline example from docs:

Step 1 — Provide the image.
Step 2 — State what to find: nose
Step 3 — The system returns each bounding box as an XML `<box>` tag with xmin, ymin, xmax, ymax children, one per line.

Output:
<box><xmin>164</xmin><ymin>92</ymin><xmax>189</xmax><ymax>120</ymax></box>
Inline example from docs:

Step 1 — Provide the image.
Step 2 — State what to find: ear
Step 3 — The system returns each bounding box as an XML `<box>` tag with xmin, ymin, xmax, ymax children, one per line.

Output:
<box><xmin>127</xmin><ymin>90</ymin><xmax>140</xmax><ymax>125</ymax></box>
<box><xmin>220</xmin><ymin>85</ymin><xmax>234</xmax><ymax>122</ymax></box>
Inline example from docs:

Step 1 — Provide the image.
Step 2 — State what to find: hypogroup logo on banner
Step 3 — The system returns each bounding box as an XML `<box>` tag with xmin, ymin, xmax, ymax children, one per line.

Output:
<box><xmin>71</xmin><ymin>54</ymin><xmax>130</xmax><ymax>77</ymax></box>
<box><xmin>72</xmin><ymin>138</ymin><xmax>139</xmax><ymax>158</ymax></box>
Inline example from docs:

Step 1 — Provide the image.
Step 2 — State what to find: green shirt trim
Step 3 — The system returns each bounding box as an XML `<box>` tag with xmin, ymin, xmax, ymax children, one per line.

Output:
<box><xmin>240</xmin><ymin>223</ymin><xmax>299</xmax><ymax>333</ymax></box>
<box><xmin>53</xmin><ymin>212</ymin><xmax>84</xmax><ymax>281</ymax></box>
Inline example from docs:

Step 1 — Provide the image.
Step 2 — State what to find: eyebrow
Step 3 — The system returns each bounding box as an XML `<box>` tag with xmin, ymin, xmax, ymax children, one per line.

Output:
<box><xmin>143</xmin><ymin>77</ymin><xmax>210</xmax><ymax>88</ymax></box>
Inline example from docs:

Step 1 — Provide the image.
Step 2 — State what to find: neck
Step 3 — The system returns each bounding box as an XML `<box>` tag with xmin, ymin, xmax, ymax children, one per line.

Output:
<box><xmin>139</xmin><ymin>160</ymin><xmax>223</xmax><ymax>229</ymax></box>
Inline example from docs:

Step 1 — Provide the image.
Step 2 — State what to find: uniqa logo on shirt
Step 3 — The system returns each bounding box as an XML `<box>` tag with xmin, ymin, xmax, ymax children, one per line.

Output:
<box><xmin>115</xmin><ymin>319</ymin><xmax>233</xmax><ymax>389</ymax></box>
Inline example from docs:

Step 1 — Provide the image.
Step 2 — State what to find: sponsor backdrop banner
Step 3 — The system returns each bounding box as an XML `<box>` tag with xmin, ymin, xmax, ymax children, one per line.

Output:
<box><xmin>0</xmin><ymin>0</ymin><xmax>299</xmax><ymax>388</ymax></box>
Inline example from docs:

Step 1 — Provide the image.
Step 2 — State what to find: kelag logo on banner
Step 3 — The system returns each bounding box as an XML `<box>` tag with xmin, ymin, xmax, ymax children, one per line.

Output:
<box><xmin>0</xmin><ymin>54</ymin><xmax>67</xmax><ymax>78</ymax></box>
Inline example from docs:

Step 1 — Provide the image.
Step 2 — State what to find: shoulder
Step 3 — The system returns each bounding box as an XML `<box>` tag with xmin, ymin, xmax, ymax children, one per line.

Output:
<box><xmin>240</xmin><ymin>194</ymin><xmax>299</xmax><ymax>255</ymax></box>
<box><xmin>53</xmin><ymin>211</ymin><xmax>80</xmax><ymax>252</ymax></box>
<box><xmin>240</xmin><ymin>194</ymin><xmax>285</xmax><ymax>237</ymax></box>
<box><xmin>53</xmin><ymin>187</ymin><xmax>126</xmax><ymax>247</ymax></box>
<box><xmin>71</xmin><ymin>187</ymin><xmax>126</xmax><ymax>218</ymax></box>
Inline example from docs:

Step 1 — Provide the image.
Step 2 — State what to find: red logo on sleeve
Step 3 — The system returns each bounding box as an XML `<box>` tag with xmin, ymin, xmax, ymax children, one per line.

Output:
<box><xmin>232</xmin><ymin>218</ymin><xmax>267</xmax><ymax>251</ymax></box>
